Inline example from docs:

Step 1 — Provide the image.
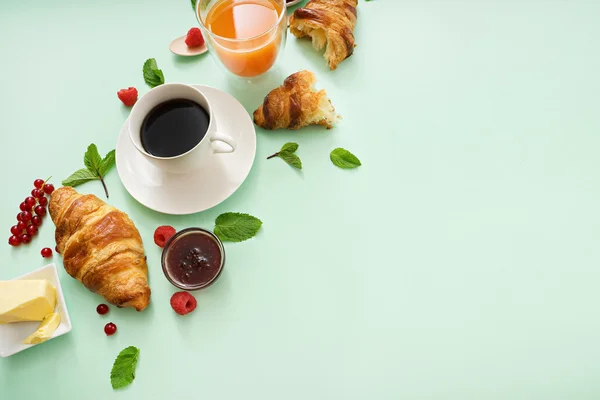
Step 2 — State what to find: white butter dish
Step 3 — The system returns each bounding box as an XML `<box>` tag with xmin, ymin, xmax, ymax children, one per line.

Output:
<box><xmin>0</xmin><ymin>263</ymin><xmax>72</xmax><ymax>357</ymax></box>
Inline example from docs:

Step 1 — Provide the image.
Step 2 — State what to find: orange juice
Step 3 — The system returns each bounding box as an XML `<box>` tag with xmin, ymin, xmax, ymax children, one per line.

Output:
<box><xmin>204</xmin><ymin>0</ymin><xmax>283</xmax><ymax>77</ymax></box>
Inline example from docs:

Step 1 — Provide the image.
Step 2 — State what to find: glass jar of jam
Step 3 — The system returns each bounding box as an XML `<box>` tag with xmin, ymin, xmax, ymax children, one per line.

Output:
<box><xmin>161</xmin><ymin>228</ymin><xmax>225</xmax><ymax>290</ymax></box>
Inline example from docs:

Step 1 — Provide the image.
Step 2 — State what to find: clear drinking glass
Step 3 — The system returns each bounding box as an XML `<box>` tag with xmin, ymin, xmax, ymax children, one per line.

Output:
<box><xmin>195</xmin><ymin>0</ymin><xmax>287</xmax><ymax>80</ymax></box>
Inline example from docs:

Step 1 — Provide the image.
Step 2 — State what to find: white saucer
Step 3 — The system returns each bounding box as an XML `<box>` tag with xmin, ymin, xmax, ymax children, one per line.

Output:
<box><xmin>116</xmin><ymin>85</ymin><xmax>256</xmax><ymax>215</ymax></box>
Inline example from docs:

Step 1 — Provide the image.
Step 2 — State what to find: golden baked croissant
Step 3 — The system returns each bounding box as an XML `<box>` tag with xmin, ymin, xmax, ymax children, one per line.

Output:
<box><xmin>49</xmin><ymin>187</ymin><xmax>151</xmax><ymax>311</ymax></box>
<box><xmin>253</xmin><ymin>70</ymin><xmax>339</xmax><ymax>130</ymax></box>
<box><xmin>290</xmin><ymin>0</ymin><xmax>358</xmax><ymax>70</ymax></box>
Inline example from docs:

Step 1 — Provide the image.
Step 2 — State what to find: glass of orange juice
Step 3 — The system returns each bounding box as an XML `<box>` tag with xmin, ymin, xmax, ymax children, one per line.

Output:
<box><xmin>196</xmin><ymin>0</ymin><xmax>287</xmax><ymax>79</ymax></box>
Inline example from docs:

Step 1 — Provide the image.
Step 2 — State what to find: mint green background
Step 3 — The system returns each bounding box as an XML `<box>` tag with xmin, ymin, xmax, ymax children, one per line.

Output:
<box><xmin>2</xmin><ymin>0</ymin><xmax>600</xmax><ymax>398</ymax></box>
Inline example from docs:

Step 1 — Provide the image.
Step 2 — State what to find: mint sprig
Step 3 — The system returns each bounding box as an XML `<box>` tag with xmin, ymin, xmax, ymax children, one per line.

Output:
<box><xmin>330</xmin><ymin>148</ymin><xmax>361</xmax><ymax>169</ymax></box>
<box><xmin>143</xmin><ymin>58</ymin><xmax>165</xmax><ymax>88</ymax></box>
<box><xmin>62</xmin><ymin>144</ymin><xmax>116</xmax><ymax>198</ymax></box>
<box><xmin>214</xmin><ymin>213</ymin><xmax>262</xmax><ymax>242</ymax></box>
<box><xmin>267</xmin><ymin>142</ymin><xmax>302</xmax><ymax>169</ymax></box>
<box><xmin>110</xmin><ymin>346</ymin><xmax>140</xmax><ymax>390</ymax></box>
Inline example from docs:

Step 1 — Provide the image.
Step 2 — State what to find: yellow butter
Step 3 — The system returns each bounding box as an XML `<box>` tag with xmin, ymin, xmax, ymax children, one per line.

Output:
<box><xmin>23</xmin><ymin>312</ymin><xmax>61</xmax><ymax>344</ymax></box>
<box><xmin>0</xmin><ymin>280</ymin><xmax>57</xmax><ymax>324</ymax></box>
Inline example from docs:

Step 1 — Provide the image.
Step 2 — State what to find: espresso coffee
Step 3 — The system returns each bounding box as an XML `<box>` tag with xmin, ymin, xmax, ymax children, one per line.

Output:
<box><xmin>140</xmin><ymin>99</ymin><xmax>210</xmax><ymax>158</ymax></box>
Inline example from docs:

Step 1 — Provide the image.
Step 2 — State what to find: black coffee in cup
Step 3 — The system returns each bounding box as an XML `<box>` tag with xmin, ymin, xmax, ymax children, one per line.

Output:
<box><xmin>140</xmin><ymin>99</ymin><xmax>210</xmax><ymax>158</ymax></box>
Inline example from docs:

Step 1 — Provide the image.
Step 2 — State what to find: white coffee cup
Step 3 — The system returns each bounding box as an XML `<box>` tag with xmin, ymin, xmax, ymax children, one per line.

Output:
<box><xmin>128</xmin><ymin>83</ymin><xmax>236</xmax><ymax>174</ymax></box>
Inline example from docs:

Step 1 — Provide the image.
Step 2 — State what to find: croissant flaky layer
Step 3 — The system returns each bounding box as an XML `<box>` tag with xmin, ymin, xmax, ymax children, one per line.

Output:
<box><xmin>290</xmin><ymin>0</ymin><xmax>358</xmax><ymax>70</ymax></box>
<box><xmin>253</xmin><ymin>70</ymin><xmax>339</xmax><ymax>130</ymax></box>
<box><xmin>49</xmin><ymin>187</ymin><xmax>151</xmax><ymax>311</ymax></box>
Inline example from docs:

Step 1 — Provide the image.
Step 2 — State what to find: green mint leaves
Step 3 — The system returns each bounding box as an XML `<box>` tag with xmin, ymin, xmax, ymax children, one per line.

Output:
<box><xmin>267</xmin><ymin>142</ymin><xmax>302</xmax><ymax>169</ymax></box>
<box><xmin>143</xmin><ymin>58</ymin><xmax>165</xmax><ymax>88</ymax></box>
<box><xmin>62</xmin><ymin>144</ymin><xmax>116</xmax><ymax>198</ymax></box>
<box><xmin>214</xmin><ymin>213</ymin><xmax>262</xmax><ymax>242</ymax></box>
<box><xmin>330</xmin><ymin>148</ymin><xmax>361</xmax><ymax>169</ymax></box>
<box><xmin>191</xmin><ymin>0</ymin><xmax>197</xmax><ymax>10</ymax></box>
<box><xmin>110</xmin><ymin>346</ymin><xmax>140</xmax><ymax>390</ymax></box>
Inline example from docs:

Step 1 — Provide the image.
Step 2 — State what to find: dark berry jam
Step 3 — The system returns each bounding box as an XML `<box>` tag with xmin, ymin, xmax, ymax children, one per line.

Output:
<box><xmin>162</xmin><ymin>228</ymin><xmax>224</xmax><ymax>290</ymax></box>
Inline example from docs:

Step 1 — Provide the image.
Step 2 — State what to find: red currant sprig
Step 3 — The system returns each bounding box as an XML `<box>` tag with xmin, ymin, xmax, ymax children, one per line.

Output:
<box><xmin>8</xmin><ymin>177</ymin><xmax>54</xmax><ymax>247</ymax></box>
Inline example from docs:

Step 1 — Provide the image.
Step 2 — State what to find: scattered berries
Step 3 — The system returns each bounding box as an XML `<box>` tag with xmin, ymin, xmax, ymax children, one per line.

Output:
<box><xmin>154</xmin><ymin>226</ymin><xmax>177</xmax><ymax>248</ymax></box>
<box><xmin>41</xmin><ymin>247</ymin><xmax>53</xmax><ymax>258</ymax></box>
<box><xmin>117</xmin><ymin>87</ymin><xmax>138</xmax><ymax>107</ymax></box>
<box><xmin>55</xmin><ymin>245</ymin><xmax>60</xmax><ymax>254</ymax></box>
<box><xmin>104</xmin><ymin>322</ymin><xmax>117</xmax><ymax>336</ymax></box>
<box><xmin>8</xmin><ymin>178</ymin><xmax>53</xmax><ymax>247</ymax></box>
<box><xmin>185</xmin><ymin>27</ymin><xmax>205</xmax><ymax>48</ymax></box>
<box><xmin>96</xmin><ymin>304</ymin><xmax>109</xmax><ymax>315</ymax></box>
<box><xmin>170</xmin><ymin>291</ymin><xmax>197</xmax><ymax>315</ymax></box>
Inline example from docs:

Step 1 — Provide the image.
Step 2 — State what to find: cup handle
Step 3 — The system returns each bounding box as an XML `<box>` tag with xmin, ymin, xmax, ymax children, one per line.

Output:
<box><xmin>210</xmin><ymin>132</ymin><xmax>236</xmax><ymax>154</ymax></box>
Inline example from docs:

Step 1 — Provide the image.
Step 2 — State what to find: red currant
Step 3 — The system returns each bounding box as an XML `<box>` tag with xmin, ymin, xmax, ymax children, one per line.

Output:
<box><xmin>16</xmin><ymin>213</ymin><xmax>22</xmax><ymax>222</ymax></box>
<box><xmin>19</xmin><ymin>211</ymin><xmax>32</xmax><ymax>222</ymax></box>
<box><xmin>31</xmin><ymin>189</ymin><xmax>41</xmax><ymax>198</ymax></box>
<box><xmin>41</xmin><ymin>247</ymin><xmax>53</xmax><ymax>258</ymax></box>
<box><xmin>96</xmin><ymin>304</ymin><xmax>109</xmax><ymax>315</ymax></box>
<box><xmin>25</xmin><ymin>196</ymin><xmax>37</xmax><ymax>208</ymax></box>
<box><xmin>43</xmin><ymin>184</ymin><xmax>55</xmax><ymax>195</ymax></box>
<box><xmin>35</xmin><ymin>190</ymin><xmax>45</xmax><ymax>199</ymax></box>
<box><xmin>27</xmin><ymin>225</ymin><xmax>38</xmax><ymax>236</ymax></box>
<box><xmin>8</xmin><ymin>235</ymin><xmax>21</xmax><ymax>247</ymax></box>
<box><xmin>19</xmin><ymin>202</ymin><xmax>28</xmax><ymax>212</ymax></box>
<box><xmin>34</xmin><ymin>205</ymin><xmax>46</xmax><ymax>216</ymax></box>
<box><xmin>34</xmin><ymin>179</ymin><xmax>45</xmax><ymax>189</ymax></box>
<box><xmin>20</xmin><ymin>234</ymin><xmax>32</xmax><ymax>244</ymax></box>
<box><xmin>32</xmin><ymin>215</ymin><xmax>42</xmax><ymax>226</ymax></box>
<box><xmin>10</xmin><ymin>225</ymin><xmax>20</xmax><ymax>235</ymax></box>
<box><xmin>38</xmin><ymin>196</ymin><xmax>48</xmax><ymax>206</ymax></box>
<box><xmin>17</xmin><ymin>221</ymin><xmax>26</xmax><ymax>231</ymax></box>
<box><xmin>55</xmin><ymin>245</ymin><xmax>60</xmax><ymax>253</ymax></box>
<box><xmin>104</xmin><ymin>322</ymin><xmax>117</xmax><ymax>336</ymax></box>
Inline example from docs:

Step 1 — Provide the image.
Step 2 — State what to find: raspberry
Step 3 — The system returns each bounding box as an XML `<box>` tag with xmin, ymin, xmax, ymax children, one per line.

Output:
<box><xmin>170</xmin><ymin>292</ymin><xmax>197</xmax><ymax>315</ymax></box>
<box><xmin>117</xmin><ymin>87</ymin><xmax>138</xmax><ymax>107</ymax></box>
<box><xmin>185</xmin><ymin>27</ymin><xmax>205</xmax><ymax>48</ymax></box>
<box><xmin>154</xmin><ymin>225</ymin><xmax>176</xmax><ymax>248</ymax></box>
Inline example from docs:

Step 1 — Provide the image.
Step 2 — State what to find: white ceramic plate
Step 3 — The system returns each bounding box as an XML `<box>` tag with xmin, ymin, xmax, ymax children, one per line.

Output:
<box><xmin>116</xmin><ymin>85</ymin><xmax>257</xmax><ymax>215</ymax></box>
<box><xmin>0</xmin><ymin>263</ymin><xmax>72</xmax><ymax>358</ymax></box>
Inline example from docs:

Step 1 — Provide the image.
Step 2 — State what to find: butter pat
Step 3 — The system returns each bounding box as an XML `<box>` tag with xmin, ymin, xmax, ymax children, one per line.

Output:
<box><xmin>23</xmin><ymin>312</ymin><xmax>61</xmax><ymax>344</ymax></box>
<box><xmin>0</xmin><ymin>280</ymin><xmax>57</xmax><ymax>324</ymax></box>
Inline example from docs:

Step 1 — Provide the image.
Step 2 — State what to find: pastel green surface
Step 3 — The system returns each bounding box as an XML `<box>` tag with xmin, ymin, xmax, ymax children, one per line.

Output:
<box><xmin>1</xmin><ymin>0</ymin><xmax>600</xmax><ymax>398</ymax></box>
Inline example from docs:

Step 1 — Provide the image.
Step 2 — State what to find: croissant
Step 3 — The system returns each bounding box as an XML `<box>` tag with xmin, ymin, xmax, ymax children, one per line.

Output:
<box><xmin>49</xmin><ymin>187</ymin><xmax>151</xmax><ymax>311</ymax></box>
<box><xmin>253</xmin><ymin>70</ymin><xmax>339</xmax><ymax>130</ymax></box>
<box><xmin>290</xmin><ymin>0</ymin><xmax>358</xmax><ymax>70</ymax></box>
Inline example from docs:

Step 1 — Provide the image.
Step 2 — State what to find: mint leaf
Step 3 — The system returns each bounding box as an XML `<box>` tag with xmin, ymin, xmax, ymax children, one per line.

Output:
<box><xmin>279</xmin><ymin>151</ymin><xmax>302</xmax><ymax>169</ymax></box>
<box><xmin>62</xmin><ymin>168</ymin><xmax>98</xmax><ymax>187</ymax></box>
<box><xmin>99</xmin><ymin>150</ymin><xmax>116</xmax><ymax>177</ymax></box>
<box><xmin>267</xmin><ymin>142</ymin><xmax>302</xmax><ymax>169</ymax></box>
<box><xmin>143</xmin><ymin>58</ymin><xmax>164</xmax><ymax>88</ymax></box>
<box><xmin>330</xmin><ymin>148</ymin><xmax>361</xmax><ymax>169</ymax></box>
<box><xmin>191</xmin><ymin>0</ymin><xmax>197</xmax><ymax>10</ymax></box>
<box><xmin>63</xmin><ymin>144</ymin><xmax>116</xmax><ymax>198</ymax></box>
<box><xmin>110</xmin><ymin>346</ymin><xmax>140</xmax><ymax>390</ymax></box>
<box><xmin>84</xmin><ymin>144</ymin><xmax>102</xmax><ymax>173</ymax></box>
<box><xmin>214</xmin><ymin>213</ymin><xmax>262</xmax><ymax>242</ymax></box>
<box><xmin>280</xmin><ymin>142</ymin><xmax>298</xmax><ymax>153</ymax></box>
